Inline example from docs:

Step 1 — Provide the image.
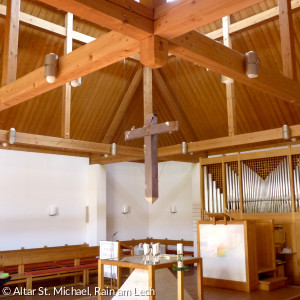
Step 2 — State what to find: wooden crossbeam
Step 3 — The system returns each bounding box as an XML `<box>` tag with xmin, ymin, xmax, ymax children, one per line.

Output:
<box><xmin>102</xmin><ymin>65</ymin><xmax>143</xmax><ymax>144</ymax></box>
<box><xmin>278</xmin><ymin>0</ymin><xmax>297</xmax><ymax>80</ymax></box>
<box><xmin>0</xmin><ymin>130</ymin><xmax>144</xmax><ymax>157</ymax></box>
<box><xmin>158</xmin><ymin>124</ymin><xmax>300</xmax><ymax>157</ymax></box>
<box><xmin>153</xmin><ymin>69</ymin><xmax>197</xmax><ymax>142</ymax></box>
<box><xmin>0</xmin><ymin>31</ymin><xmax>139</xmax><ymax>111</ymax></box>
<box><xmin>154</xmin><ymin>0</ymin><xmax>264</xmax><ymax>39</ymax></box>
<box><xmin>1</xmin><ymin>0</ymin><xmax>20</xmax><ymax>86</ymax></box>
<box><xmin>169</xmin><ymin>31</ymin><xmax>300</xmax><ymax>104</ymax></box>
<box><xmin>37</xmin><ymin>0</ymin><xmax>153</xmax><ymax>40</ymax></box>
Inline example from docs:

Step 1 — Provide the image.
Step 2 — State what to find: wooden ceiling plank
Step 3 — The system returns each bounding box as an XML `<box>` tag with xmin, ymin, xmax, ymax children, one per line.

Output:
<box><xmin>0</xmin><ymin>4</ymin><xmax>96</xmax><ymax>44</ymax></box>
<box><xmin>61</xmin><ymin>12</ymin><xmax>73</xmax><ymax>139</ymax></box>
<box><xmin>102</xmin><ymin>65</ymin><xmax>143</xmax><ymax>144</ymax></box>
<box><xmin>154</xmin><ymin>0</ymin><xmax>264</xmax><ymax>39</ymax></box>
<box><xmin>0</xmin><ymin>31</ymin><xmax>140</xmax><ymax>111</ymax></box>
<box><xmin>206</xmin><ymin>0</ymin><xmax>300</xmax><ymax>40</ymax></box>
<box><xmin>278</xmin><ymin>0</ymin><xmax>298</xmax><ymax>80</ymax></box>
<box><xmin>153</xmin><ymin>69</ymin><xmax>197</xmax><ymax>142</ymax></box>
<box><xmin>0</xmin><ymin>129</ymin><xmax>144</xmax><ymax>157</ymax></box>
<box><xmin>37</xmin><ymin>0</ymin><xmax>153</xmax><ymax>40</ymax></box>
<box><xmin>140</xmin><ymin>35</ymin><xmax>169</xmax><ymax>68</ymax></box>
<box><xmin>169</xmin><ymin>31</ymin><xmax>300</xmax><ymax>105</ymax></box>
<box><xmin>1</xmin><ymin>0</ymin><xmax>21</xmax><ymax>86</ymax></box>
<box><xmin>158</xmin><ymin>124</ymin><xmax>300</xmax><ymax>157</ymax></box>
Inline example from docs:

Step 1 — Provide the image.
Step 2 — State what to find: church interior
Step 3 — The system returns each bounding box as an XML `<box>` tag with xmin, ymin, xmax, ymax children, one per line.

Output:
<box><xmin>1</xmin><ymin>0</ymin><xmax>300</xmax><ymax>299</ymax></box>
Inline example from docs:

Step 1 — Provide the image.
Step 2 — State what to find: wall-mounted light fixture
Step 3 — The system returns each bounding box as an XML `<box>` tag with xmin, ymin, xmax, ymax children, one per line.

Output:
<box><xmin>71</xmin><ymin>77</ymin><xmax>81</xmax><ymax>87</ymax></box>
<box><xmin>245</xmin><ymin>51</ymin><xmax>258</xmax><ymax>78</ymax></box>
<box><xmin>48</xmin><ymin>205</ymin><xmax>58</xmax><ymax>216</ymax></box>
<box><xmin>111</xmin><ymin>143</ymin><xmax>117</xmax><ymax>156</ymax></box>
<box><xmin>181</xmin><ymin>142</ymin><xmax>187</xmax><ymax>155</ymax></box>
<box><xmin>44</xmin><ymin>53</ymin><xmax>58</xmax><ymax>83</ymax></box>
<box><xmin>282</xmin><ymin>124</ymin><xmax>290</xmax><ymax>140</ymax></box>
<box><xmin>8</xmin><ymin>128</ymin><xmax>16</xmax><ymax>144</ymax></box>
<box><xmin>122</xmin><ymin>205</ymin><xmax>129</xmax><ymax>214</ymax></box>
<box><xmin>170</xmin><ymin>205</ymin><xmax>177</xmax><ymax>214</ymax></box>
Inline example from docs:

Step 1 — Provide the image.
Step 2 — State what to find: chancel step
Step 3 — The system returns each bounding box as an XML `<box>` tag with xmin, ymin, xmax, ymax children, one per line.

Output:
<box><xmin>258</xmin><ymin>277</ymin><xmax>288</xmax><ymax>291</ymax></box>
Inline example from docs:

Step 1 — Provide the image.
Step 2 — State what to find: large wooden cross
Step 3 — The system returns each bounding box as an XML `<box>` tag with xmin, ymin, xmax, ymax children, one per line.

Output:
<box><xmin>124</xmin><ymin>65</ymin><xmax>178</xmax><ymax>204</ymax></box>
<box><xmin>125</xmin><ymin>113</ymin><xmax>178</xmax><ymax>204</ymax></box>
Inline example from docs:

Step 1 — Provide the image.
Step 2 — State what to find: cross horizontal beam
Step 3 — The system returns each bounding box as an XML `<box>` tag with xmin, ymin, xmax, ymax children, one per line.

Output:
<box><xmin>125</xmin><ymin>121</ymin><xmax>179</xmax><ymax>141</ymax></box>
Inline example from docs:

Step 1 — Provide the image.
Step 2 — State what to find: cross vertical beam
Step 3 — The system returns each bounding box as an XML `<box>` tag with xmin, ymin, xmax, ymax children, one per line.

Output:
<box><xmin>1</xmin><ymin>0</ymin><xmax>20</xmax><ymax>86</ymax></box>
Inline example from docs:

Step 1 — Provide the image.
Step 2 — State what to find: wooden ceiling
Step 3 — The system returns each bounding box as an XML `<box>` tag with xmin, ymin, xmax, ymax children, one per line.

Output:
<box><xmin>0</xmin><ymin>0</ymin><xmax>300</xmax><ymax>162</ymax></box>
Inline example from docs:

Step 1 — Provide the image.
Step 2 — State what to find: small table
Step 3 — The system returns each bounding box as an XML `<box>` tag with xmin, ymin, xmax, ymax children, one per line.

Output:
<box><xmin>98</xmin><ymin>255</ymin><xmax>203</xmax><ymax>300</ymax></box>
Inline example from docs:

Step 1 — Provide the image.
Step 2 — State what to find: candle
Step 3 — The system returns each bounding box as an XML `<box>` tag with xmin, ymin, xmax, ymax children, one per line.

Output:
<box><xmin>177</xmin><ymin>243</ymin><xmax>183</xmax><ymax>254</ymax></box>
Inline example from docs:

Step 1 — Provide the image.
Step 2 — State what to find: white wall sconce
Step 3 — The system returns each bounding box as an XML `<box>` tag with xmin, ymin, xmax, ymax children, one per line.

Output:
<box><xmin>71</xmin><ymin>77</ymin><xmax>81</xmax><ymax>87</ymax></box>
<box><xmin>245</xmin><ymin>51</ymin><xmax>259</xmax><ymax>78</ymax></box>
<box><xmin>8</xmin><ymin>128</ymin><xmax>16</xmax><ymax>144</ymax></box>
<box><xmin>181</xmin><ymin>142</ymin><xmax>187</xmax><ymax>154</ymax></box>
<box><xmin>282</xmin><ymin>124</ymin><xmax>290</xmax><ymax>140</ymax></box>
<box><xmin>122</xmin><ymin>205</ymin><xmax>129</xmax><ymax>214</ymax></box>
<box><xmin>111</xmin><ymin>143</ymin><xmax>117</xmax><ymax>156</ymax></box>
<box><xmin>48</xmin><ymin>205</ymin><xmax>58</xmax><ymax>216</ymax></box>
<box><xmin>44</xmin><ymin>53</ymin><xmax>58</xmax><ymax>83</ymax></box>
<box><xmin>170</xmin><ymin>205</ymin><xmax>177</xmax><ymax>214</ymax></box>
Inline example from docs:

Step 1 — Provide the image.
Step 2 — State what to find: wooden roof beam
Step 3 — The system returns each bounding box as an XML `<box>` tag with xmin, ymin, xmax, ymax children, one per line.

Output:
<box><xmin>154</xmin><ymin>0</ymin><xmax>265</xmax><ymax>39</ymax></box>
<box><xmin>278</xmin><ymin>0</ymin><xmax>297</xmax><ymax>80</ymax></box>
<box><xmin>102</xmin><ymin>65</ymin><xmax>143</xmax><ymax>144</ymax></box>
<box><xmin>0</xmin><ymin>130</ymin><xmax>144</xmax><ymax>157</ymax></box>
<box><xmin>169</xmin><ymin>31</ymin><xmax>300</xmax><ymax>105</ymax></box>
<box><xmin>158</xmin><ymin>124</ymin><xmax>300</xmax><ymax>157</ymax></box>
<box><xmin>0</xmin><ymin>31</ymin><xmax>139</xmax><ymax>111</ymax></box>
<box><xmin>37</xmin><ymin>0</ymin><xmax>153</xmax><ymax>40</ymax></box>
<box><xmin>1</xmin><ymin>0</ymin><xmax>20</xmax><ymax>86</ymax></box>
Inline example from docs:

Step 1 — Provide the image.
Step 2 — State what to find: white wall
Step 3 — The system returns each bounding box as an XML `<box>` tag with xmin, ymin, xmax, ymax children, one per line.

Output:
<box><xmin>149</xmin><ymin>162</ymin><xmax>194</xmax><ymax>241</ymax></box>
<box><xmin>87</xmin><ymin>164</ymin><xmax>107</xmax><ymax>245</ymax></box>
<box><xmin>106</xmin><ymin>162</ymin><xmax>198</xmax><ymax>244</ymax></box>
<box><xmin>0</xmin><ymin>150</ymin><xmax>89</xmax><ymax>250</ymax></box>
<box><xmin>106</xmin><ymin>163</ymin><xmax>149</xmax><ymax>241</ymax></box>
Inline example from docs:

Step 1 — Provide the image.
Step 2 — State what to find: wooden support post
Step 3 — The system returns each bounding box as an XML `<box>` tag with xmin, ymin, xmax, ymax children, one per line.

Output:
<box><xmin>278</xmin><ymin>0</ymin><xmax>297</xmax><ymax>80</ymax></box>
<box><xmin>2</xmin><ymin>0</ymin><xmax>20</xmax><ymax>86</ymax></box>
<box><xmin>177</xmin><ymin>270</ymin><xmax>184</xmax><ymax>300</ymax></box>
<box><xmin>143</xmin><ymin>66</ymin><xmax>153</xmax><ymax>120</ymax></box>
<box><xmin>62</xmin><ymin>13</ymin><xmax>73</xmax><ymax>139</ymax></box>
<box><xmin>98</xmin><ymin>261</ymin><xmax>104</xmax><ymax>300</ymax></box>
<box><xmin>148</xmin><ymin>265</ymin><xmax>155</xmax><ymax>300</ymax></box>
<box><xmin>222</xmin><ymin>15</ymin><xmax>237</xmax><ymax>136</ymax></box>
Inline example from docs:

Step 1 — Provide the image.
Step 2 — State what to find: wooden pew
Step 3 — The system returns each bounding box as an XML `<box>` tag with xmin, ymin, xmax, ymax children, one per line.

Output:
<box><xmin>0</xmin><ymin>246</ymin><xmax>99</xmax><ymax>289</ymax></box>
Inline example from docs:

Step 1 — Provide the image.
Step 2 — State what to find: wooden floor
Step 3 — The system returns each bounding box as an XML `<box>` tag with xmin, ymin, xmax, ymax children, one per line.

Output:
<box><xmin>2</xmin><ymin>271</ymin><xmax>300</xmax><ymax>299</ymax></box>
